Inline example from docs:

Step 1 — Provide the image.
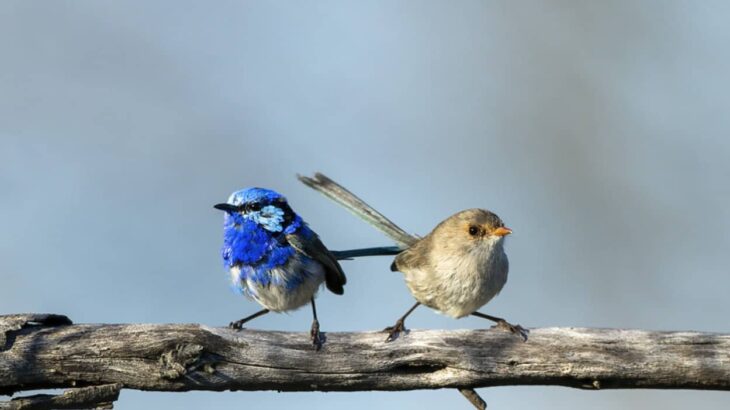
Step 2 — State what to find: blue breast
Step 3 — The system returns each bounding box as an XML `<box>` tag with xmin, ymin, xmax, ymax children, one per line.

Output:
<box><xmin>221</xmin><ymin>212</ymin><xmax>315</xmax><ymax>293</ymax></box>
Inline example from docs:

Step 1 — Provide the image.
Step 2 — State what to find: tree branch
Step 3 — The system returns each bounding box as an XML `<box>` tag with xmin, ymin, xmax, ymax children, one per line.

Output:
<box><xmin>2</xmin><ymin>314</ymin><xmax>729</xmax><ymax>400</ymax></box>
<box><xmin>0</xmin><ymin>384</ymin><xmax>122</xmax><ymax>410</ymax></box>
<box><xmin>3</xmin><ymin>175</ymin><xmax>727</xmax><ymax>407</ymax></box>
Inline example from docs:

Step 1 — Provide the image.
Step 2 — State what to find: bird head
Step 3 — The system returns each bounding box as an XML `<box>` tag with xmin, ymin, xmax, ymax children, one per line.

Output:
<box><xmin>214</xmin><ymin>187</ymin><xmax>299</xmax><ymax>233</ymax></box>
<box><xmin>462</xmin><ymin>209</ymin><xmax>511</xmax><ymax>241</ymax></box>
<box><xmin>434</xmin><ymin>208</ymin><xmax>512</xmax><ymax>250</ymax></box>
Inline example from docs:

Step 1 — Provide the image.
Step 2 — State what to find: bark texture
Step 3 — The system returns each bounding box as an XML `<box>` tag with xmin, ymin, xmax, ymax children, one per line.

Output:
<box><xmin>2</xmin><ymin>314</ymin><xmax>729</xmax><ymax>401</ymax></box>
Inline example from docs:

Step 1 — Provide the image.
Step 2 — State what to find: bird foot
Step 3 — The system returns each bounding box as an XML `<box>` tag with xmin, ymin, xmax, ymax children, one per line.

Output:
<box><xmin>310</xmin><ymin>319</ymin><xmax>323</xmax><ymax>351</ymax></box>
<box><xmin>494</xmin><ymin>320</ymin><xmax>529</xmax><ymax>342</ymax></box>
<box><xmin>228</xmin><ymin>320</ymin><xmax>246</xmax><ymax>331</ymax></box>
<box><xmin>383</xmin><ymin>319</ymin><xmax>407</xmax><ymax>342</ymax></box>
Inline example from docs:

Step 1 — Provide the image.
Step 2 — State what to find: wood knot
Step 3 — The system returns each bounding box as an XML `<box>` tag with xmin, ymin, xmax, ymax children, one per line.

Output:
<box><xmin>159</xmin><ymin>343</ymin><xmax>206</xmax><ymax>379</ymax></box>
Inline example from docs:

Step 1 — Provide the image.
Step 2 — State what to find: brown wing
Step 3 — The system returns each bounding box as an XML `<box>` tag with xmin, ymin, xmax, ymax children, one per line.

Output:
<box><xmin>390</xmin><ymin>237</ymin><xmax>430</xmax><ymax>272</ymax></box>
<box><xmin>286</xmin><ymin>231</ymin><xmax>347</xmax><ymax>295</ymax></box>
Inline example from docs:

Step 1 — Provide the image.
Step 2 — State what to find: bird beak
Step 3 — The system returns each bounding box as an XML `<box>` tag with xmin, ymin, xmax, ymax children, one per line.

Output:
<box><xmin>492</xmin><ymin>227</ymin><xmax>512</xmax><ymax>237</ymax></box>
<box><xmin>214</xmin><ymin>203</ymin><xmax>239</xmax><ymax>213</ymax></box>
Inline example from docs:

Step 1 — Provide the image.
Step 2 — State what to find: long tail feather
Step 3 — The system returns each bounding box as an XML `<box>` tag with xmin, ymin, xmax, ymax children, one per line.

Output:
<box><xmin>299</xmin><ymin>173</ymin><xmax>486</xmax><ymax>410</ymax></box>
<box><xmin>331</xmin><ymin>246</ymin><xmax>403</xmax><ymax>260</ymax></box>
<box><xmin>298</xmin><ymin>173</ymin><xmax>417</xmax><ymax>247</ymax></box>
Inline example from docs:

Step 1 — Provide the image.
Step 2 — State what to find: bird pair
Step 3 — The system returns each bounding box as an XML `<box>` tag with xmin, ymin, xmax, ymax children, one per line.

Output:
<box><xmin>214</xmin><ymin>180</ymin><xmax>526</xmax><ymax>350</ymax></box>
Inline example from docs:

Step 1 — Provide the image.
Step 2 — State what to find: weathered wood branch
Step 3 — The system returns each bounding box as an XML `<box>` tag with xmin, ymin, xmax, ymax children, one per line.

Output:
<box><xmin>2</xmin><ymin>314</ymin><xmax>729</xmax><ymax>404</ymax></box>
<box><xmin>0</xmin><ymin>384</ymin><xmax>122</xmax><ymax>410</ymax></box>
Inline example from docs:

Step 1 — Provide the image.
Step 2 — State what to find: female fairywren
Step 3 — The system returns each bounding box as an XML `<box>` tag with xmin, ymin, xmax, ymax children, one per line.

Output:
<box><xmin>385</xmin><ymin>208</ymin><xmax>527</xmax><ymax>342</ymax></box>
<box><xmin>298</xmin><ymin>173</ymin><xmax>527</xmax><ymax>343</ymax></box>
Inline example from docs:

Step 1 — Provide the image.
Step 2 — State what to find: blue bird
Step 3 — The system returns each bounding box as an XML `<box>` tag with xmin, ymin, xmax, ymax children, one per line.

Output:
<box><xmin>214</xmin><ymin>187</ymin><xmax>348</xmax><ymax>349</ymax></box>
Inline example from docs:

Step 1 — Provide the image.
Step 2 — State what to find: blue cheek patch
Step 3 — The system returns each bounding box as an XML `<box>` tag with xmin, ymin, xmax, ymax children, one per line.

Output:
<box><xmin>253</xmin><ymin>205</ymin><xmax>285</xmax><ymax>232</ymax></box>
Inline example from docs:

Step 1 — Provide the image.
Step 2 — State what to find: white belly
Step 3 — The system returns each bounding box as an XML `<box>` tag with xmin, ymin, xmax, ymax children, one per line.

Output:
<box><xmin>230</xmin><ymin>257</ymin><xmax>326</xmax><ymax>312</ymax></box>
<box><xmin>403</xmin><ymin>240</ymin><xmax>509</xmax><ymax>318</ymax></box>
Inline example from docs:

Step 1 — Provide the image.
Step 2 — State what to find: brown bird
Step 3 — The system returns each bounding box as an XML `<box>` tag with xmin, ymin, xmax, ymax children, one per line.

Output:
<box><xmin>298</xmin><ymin>173</ymin><xmax>527</xmax><ymax>343</ymax></box>
<box><xmin>385</xmin><ymin>208</ymin><xmax>526</xmax><ymax>341</ymax></box>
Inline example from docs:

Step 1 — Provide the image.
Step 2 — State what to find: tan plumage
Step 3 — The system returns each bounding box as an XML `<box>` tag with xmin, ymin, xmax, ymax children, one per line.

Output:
<box><xmin>391</xmin><ymin>209</ymin><xmax>510</xmax><ymax>318</ymax></box>
<box><xmin>297</xmin><ymin>173</ymin><xmax>527</xmax><ymax>342</ymax></box>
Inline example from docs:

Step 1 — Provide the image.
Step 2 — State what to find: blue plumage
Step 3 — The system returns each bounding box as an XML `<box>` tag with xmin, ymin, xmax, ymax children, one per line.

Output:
<box><xmin>222</xmin><ymin>218</ymin><xmax>270</xmax><ymax>267</ymax></box>
<box><xmin>214</xmin><ymin>187</ymin><xmax>346</xmax><ymax>348</ymax></box>
<box><xmin>227</xmin><ymin>187</ymin><xmax>284</xmax><ymax>206</ymax></box>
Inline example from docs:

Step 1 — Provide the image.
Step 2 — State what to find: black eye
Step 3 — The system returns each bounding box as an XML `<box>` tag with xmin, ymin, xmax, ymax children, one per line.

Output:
<box><xmin>245</xmin><ymin>202</ymin><xmax>262</xmax><ymax>212</ymax></box>
<box><xmin>468</xmin><ymin>226</ymin><xmax>479</xmax><ymax>236</ymax></box>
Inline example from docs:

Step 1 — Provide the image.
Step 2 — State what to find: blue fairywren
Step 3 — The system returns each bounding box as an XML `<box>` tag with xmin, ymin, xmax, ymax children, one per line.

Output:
<box><xmin>214</xmin><ymin>187</ymin><xmax>347</xmax><ymax>349</ymax></box>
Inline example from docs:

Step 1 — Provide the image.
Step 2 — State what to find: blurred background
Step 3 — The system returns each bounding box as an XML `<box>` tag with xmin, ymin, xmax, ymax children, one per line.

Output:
<box><xmin>2</xmin><ymin>1</ymin><xmax>729</xmax><ymax>408</ymax></box>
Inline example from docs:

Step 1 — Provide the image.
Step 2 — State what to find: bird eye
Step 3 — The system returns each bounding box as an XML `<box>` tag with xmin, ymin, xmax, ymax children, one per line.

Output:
<box><xmin>468</xmin><ymin>226</ymin><xmax>479</xmax><ymax>236</ymax></box>
<box><xmin>245</xmin><ymin>203</ymin><xmax>262</xmax><ymax>212</ymax></box>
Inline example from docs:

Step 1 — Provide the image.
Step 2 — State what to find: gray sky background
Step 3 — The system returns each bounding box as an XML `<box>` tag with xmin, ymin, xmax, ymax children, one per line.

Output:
<box><xmin>2</xmin><ymin>1</ymin><xmax>729</xmax><ymax>409</ymax></box>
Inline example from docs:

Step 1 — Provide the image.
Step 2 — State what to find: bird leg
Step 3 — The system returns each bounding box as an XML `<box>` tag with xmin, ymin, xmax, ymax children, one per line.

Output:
<box><xmin>472</xmin><ymin>311</ymin><xmax>529</xmax><ymax>341</ymax></box>
<box><xmin>383</xmin><ymin>302</ymin><xmax>420</xmax><ymax>342</ymax></box>
<box><xmin>310</xmin><ymin>298</ymin><xmax>324</xmax><ymax>350</ymax></box>
<box><xmin>229</xmin><ymin>308</ymin><xmax>270</xmax><ymax>330</ymax></box>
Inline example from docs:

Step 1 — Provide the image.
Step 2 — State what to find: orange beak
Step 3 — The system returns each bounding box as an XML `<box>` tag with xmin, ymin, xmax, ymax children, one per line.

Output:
<box><xmin>492</xmin><ymin>227</ymin><xmax>513</xmax><ymax>237</ymax></box>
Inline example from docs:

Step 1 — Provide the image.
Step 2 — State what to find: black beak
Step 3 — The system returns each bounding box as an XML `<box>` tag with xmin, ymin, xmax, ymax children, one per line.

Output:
<box><xmin>214</xmin><ymin>203</ymin><xmax>240</xmax><ymax>213</ymax></box>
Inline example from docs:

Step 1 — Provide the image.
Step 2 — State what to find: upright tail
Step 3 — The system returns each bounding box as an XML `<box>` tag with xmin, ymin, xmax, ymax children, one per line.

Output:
<box><xmin>300</xmin><ymin>173</ymin><xmax>487</xmax><ymax>409</ymax></box>
<box><xmin>298</xmin><ymin>173</ymin><xmax>418</xmax><ymax>247</ymax></box>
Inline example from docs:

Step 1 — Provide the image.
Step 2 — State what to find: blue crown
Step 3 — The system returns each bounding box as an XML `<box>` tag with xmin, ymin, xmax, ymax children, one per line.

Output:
<box><xmin>227</xmin><ymin>187</ymin><xmax>286</xmax><ymax>206</ymax></box>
